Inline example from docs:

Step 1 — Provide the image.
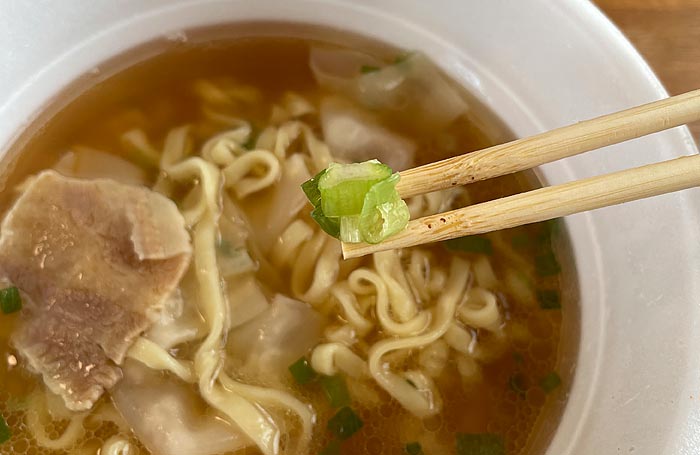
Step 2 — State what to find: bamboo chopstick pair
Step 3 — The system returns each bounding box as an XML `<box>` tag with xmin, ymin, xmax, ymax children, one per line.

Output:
<box><xmin>342</xmin><ymin>88</ymin><xmax>700</xmax><ymax>259</ymax></box>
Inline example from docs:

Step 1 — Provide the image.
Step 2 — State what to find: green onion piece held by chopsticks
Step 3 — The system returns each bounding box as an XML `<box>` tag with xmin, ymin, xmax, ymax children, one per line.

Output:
<box><xmin>358</xmin><ymin>174</ymin><xmax>409</xmax><ymax>244</ymax></box>
<box><xmin>288</xmin><ymin>357</ymin><xmax>317</xmax><ymax>385</ymax></box>
<box><xmin>301</xmin><ymin>160</ymin><xmax>409</xmax><ymax>244</ymax></box>
<box><xmin>304</xmin><ymin>169</ymin><xmax>342</xmax><ymax>237</ymax></box>
<box><xmin>327</xmin><ymin>406</ymin><xmax>364</xmax><ymax>440</ymax></box>
<box><xmin>0</xmin><ymin>287</ymin><xmax>22</xmax><ymax>314</ymax></box>
<box><xmin>340</xmin><ymin>216</ymin><xmax>362</xmax><ymax>243</ymax></box>
<box><xmin>456</xmin><ymin>433</ymin><xmax>504</xmax><ymax>455</ymax></box>
<box><xmin>311</xmin><ymin>206</ymin><xmax>340</xmax><ymax>238</ymax></box>
<box><xmin>318</xmin><ymin>161</ymin><xmax>392</xmax><ymax>217</ymax></box>
<box><xmin>0</xmin><ymin>414</ymin><xmax>10</xmax><ymax>444</ymax></box>
<box><xmin>301</xmin><ymin>169</ymin><xmax>326</xmax><ymax>208</ymax></box>
<box><xmin>320</xmin><ymin>375</ymin><xmax>351</xmax><ymax>408</ymax></box>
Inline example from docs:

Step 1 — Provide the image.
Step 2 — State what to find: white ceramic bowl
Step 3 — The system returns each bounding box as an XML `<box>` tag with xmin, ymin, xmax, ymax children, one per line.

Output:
<box><xmin>1</xmin><ymin>1</ymin><xmax>699</xmax><ymax>454</ymax></box>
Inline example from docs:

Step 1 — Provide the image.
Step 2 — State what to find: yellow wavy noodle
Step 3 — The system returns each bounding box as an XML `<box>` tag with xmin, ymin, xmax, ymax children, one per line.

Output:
<box><xmin>24</xmin><ymin>392</ymin><xmax>86</xmax><ymax>451</ymax></box>
<box><xmin>10</xmin><ymin>87</ymin><xmax>517</xmax><ymax>455</ymax></box>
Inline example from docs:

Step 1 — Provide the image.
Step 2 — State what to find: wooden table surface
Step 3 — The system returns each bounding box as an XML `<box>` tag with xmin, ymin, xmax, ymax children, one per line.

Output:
<box><xmin>595</xmin><ymin>0</ymin><xmax>700</xmax><ymax>141</ymax></box>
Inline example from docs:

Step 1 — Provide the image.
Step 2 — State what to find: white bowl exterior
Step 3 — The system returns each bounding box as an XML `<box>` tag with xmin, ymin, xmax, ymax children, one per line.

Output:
<box><xmin>1</xmin><ymin>1</ymin><xmax>699</xmax><ymax>454</ymax></box>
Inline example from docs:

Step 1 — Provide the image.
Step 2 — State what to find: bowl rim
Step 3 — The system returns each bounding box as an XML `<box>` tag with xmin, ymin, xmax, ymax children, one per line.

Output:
<box><xmin>0</xmin><ymin>1</ymin><xmax>698</xmax><ymax>454</ymax></box>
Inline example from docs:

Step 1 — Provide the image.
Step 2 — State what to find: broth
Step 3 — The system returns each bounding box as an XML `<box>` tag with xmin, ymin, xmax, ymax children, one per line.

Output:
<box><xmin>0</xmin><ymin>33</ymin><xmax>576</xmax><ymax>455</ymax></box>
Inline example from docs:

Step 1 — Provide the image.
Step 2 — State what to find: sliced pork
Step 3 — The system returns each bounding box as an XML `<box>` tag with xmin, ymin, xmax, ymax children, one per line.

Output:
<box><xmin>0</xmin><ymin>171</ymin><xmax>191</xmax><ymax>410</ymax></box>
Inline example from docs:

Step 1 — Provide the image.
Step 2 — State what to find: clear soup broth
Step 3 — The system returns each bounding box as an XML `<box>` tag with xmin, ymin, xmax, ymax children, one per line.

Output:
<box><xmin>0</xmin><ymin>29</ymin><xmax>576</xmax><ymax>455</ymax></box>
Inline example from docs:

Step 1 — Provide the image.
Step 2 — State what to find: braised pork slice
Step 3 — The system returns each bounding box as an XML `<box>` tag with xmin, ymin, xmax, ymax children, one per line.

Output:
<box><xmin>0</xmin><ymin>171</ymin><xmax>191</xmax><ymax>411</ymax></box>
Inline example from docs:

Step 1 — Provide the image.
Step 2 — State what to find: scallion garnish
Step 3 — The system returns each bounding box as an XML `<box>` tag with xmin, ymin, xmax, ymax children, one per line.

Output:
<box><xmin>318</xmin><ymin>161</ymin><xmax>392</xmax><ymax>217</ymax></box>
<box><xmin>288</xmin><ymin>357</ymin><xmax>317</xmax><ymax>385</ymax></box>
<box><xmin>360</xmin><ymin>65</ymin><xmax>380</xmax><ymax>74</ymax></box>
<box><xmin>405</xmin><ymin>441</ymin><xmax>424</xmax><ymax>455</ymax></box>
<box><xmin>536</xmin><ymin>218</ymin><xmax>562</xmax><ymax>249</ymax></box>
<box><xmin>241</xmin><ymin>127</ymin><xmax>259</xmax><ymax>150</ymax></box>
<box><xmin>535</xmin><ymin>251</ymin><xmax>561</xmax><ymax>276</ymax></box>
<box><xmin>444</xmin><ymin>235</ymin><xmax>493</xmax><ymax>255</ymax></box>
<box><xmin>327</xmin><ymin>406</ymin><xmax>364</xmax><ymax>440</ymax></box>
<box><xmin>301</xmin><ymin>169</ymin><xmax>326</xmax><ymax>208</ymax></box>
<box><xmin>319</xmin><ymin>440</ymin><xmax>341</xmax><ymax>455</ymax></box>
<box><xmin>511</xmin><ymin>233</ymin><xmax>531</xmax><ymax>249</ymax></box>
<box><xmin>0</xmin><ymin>287</ymin><xmax>22</xmax><ymax>314</ymax></box>
<box><xmin>340</xmin><ymin>216</ymin><xmax>362</xmax><ymax>243</ymax></box>
<box><xmin>0</xmin><ymin>414</ymin><xmax>10</xmax><ymax>444</ymax></box>
<box><xmin>394</xmin><ymin>52</ymin><xmax>414</xmax><ymax>65</ymax></box>
<box><xmin>508</xmin><ymin>373</ymin><xmax>527</xmax><ymax>398</ymax></box>
<box><xmin>311</xmin><ymin>206</ymin><xmax>341</xmax><ymax>238</ymax></box>
<box><xmin>320</xmin><ymin>375</ymin><xmax>351</xmax><ymax>408</ymax></box>
<box><xmin>456</xmin><ymin>433</ymin><xmax>504</xmax><ymax>455</ymax></box>
<box><xmin>540</xmin><ymin>372</ymin><xmax>562</xmax><ymax>393</ymax></box>
<box><xmin>545</xmin><ymin>218</ymin><xmax>562</xmax><ymax>237</ymax></box>
<box><xmin>537</xmin><ymin>289</ymin><xmax>561</xmax><ymax>310</ymax></box>
<box><xmin>358</xmin><ymin>174</ymin><xmax>409</xmax><ymax>244</ymax></box>
<box><xmin>512</xmin><ymin>352</ymin><xmax>525</xmax><ymax>365</ymax></box>
<box><xmin>301</xmin><ymin>160</ymin><xmax>409</xmax><ymax>244</ymax></box>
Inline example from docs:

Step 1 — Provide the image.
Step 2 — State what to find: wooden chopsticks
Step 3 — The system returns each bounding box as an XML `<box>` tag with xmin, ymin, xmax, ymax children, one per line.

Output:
<box><xmin>342</xmin><ymin>89</ymin><xmax>700</xmax><ymax>259</ymax></box>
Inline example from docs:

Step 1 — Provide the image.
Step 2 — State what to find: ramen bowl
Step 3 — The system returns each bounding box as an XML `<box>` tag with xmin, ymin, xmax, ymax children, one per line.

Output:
<box><xmin>0</xmin><ymin>1</ymin><xmax>698</xmax><ymax>454</ymax></box>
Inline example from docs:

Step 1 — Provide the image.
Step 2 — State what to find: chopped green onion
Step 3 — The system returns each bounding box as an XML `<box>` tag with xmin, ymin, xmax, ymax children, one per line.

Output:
<box><xmin>405</xmin><ymin>442</ymin><xmax>424</xmax><ymax>455</ymax></box>
<box><xmin>301</xmin><ymin>160</ymin><xmax>410</xmax><ymax>243</ymax></box>
<box><xmin>302</xmin><ymin>169</ymin><xmax>341</xmax><ymax>238</ymax></box>
<box><xmin>319</xmin><ymin>440</ymin><xmax>341</xmax><ymax>455</ymax></box>
<box><xmin>508</xmin><ymin>373</ymin><xmax>527</xmax><ymax>398</ymax></box>
<box><xmin>242</xmin><ymin>127</ymin><xmax>259</xmax><ymax>150</ymax></box>
<box><xmin>537</xmin><ymin>289</ymin><xmax>561</xmax><ymax>310</ymax></box>
<box><xmin>311</xmin><ymin>206</ymin><xmax>341</xmax><ymax>238</ymax></box>
<box><xmin>0</xmin><ymin>414</ymin><xmax>9</xmax><ymax>444</ymax></box>
<box><xmin>539</xmin><ymin>372</ymin><xmax>562</xmax><ymax>393</ymax></box>
<box><xmin>358</xmin><ymin>173</ymin><xmax>409</xmax><ymax>244</ymax></box>
<box><xmin>512</xmin><ymin>352</ymin><xmax>525</xmax><ymax>365</ymax></box>
<box><xmin>340</xmin><ymin>216</ymin><xmax>362</xmax><ymax>243</ymax></box>
<box><xmin>301</xmin><ymin>169</ymin><xmax>326</xmax><ymax>208</ymax></box>
<box><xmin>515</xmin><ymin>271</ymin><xmax>535</xmax><ymax>290</ymax></box>
<box><xmin>545</xmin><ymin>218</ymin><xmax>562</xmax><ymax>237</ymax></box>
<box><xmin>444</xmin><ymin>236</ymin><xmax>493</xmax><ymax>255</ymax></box>
<box><xmin>320</xmin><ymin>375</ymin><xmax>351</xmax><ymax>408</ymax></box>
<box><xmin>510</xmin><ymin>233</ymin><xmax>531</xmax><ymax>249</ymax></box>
<box><xmin>456</xmin><ymin>433</ymin><xmax>504</xmax><ymax>455</ymax></box>
<box><xmin>536</xmin><ymin>218</ymin><xmax>562</xmax><ymax>249</ymax></box>
<box><xmin>394</xmin><ymin>52</ymin><xmax>414</xmax><ymax>65</ymax></box>
<box><xmin>0</xmin><ymin>287</ymin><xmax>22</xmax><ymax>314</ymax></box>
<box><xmin>289</xmin><ymin>357</ymin><xmax>317</xmax><ymax>385</ymax></box>
<box><xmin>360</xmin><ymin>65</ymin><xmax>380</xmax><ymax>74</ymax></box>
<box><xmin>318</xmin><ymin>161</ymin><xmax>392</xmax><ymax>217</ymax></box>
<box><xmin>327</xmin><ymin>406</ymin><xmax>364</xmax><ymax>441</ymax></box>
<box><xmin>535</xmin><ymin>251</ymin><xmax>561</xmax><ymax>276</ymax></box>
